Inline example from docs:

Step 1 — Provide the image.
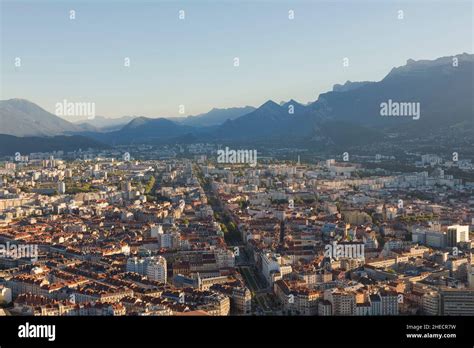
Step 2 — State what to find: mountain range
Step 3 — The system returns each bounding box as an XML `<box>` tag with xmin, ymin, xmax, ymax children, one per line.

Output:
<box><xmin>66</xmin><ymin>106</ymin><xmax>256</xmax><ymax>131</ymax></box>
<box><xmin>169</xmin><ymin>106</ymin><xmax>256</xmax><ymax>127</ymax></box>
<box><xmin>0</xmin><ymin>53</ymin><xmax>472</xmax><ymax>155</ymax></box>
<box><xmin>0</xmin><ymin>99</ymin><xmax>83</xmax><ymax>137</ymax></box>
<box><xmin>74</xmin><ymin>115</ymin><xmax>137</xmax><ymax>132</ymax></box>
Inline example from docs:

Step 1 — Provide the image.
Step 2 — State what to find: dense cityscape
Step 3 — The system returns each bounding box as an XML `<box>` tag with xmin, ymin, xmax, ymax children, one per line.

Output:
<box><xmin>0</xmin><ymin>144</ymin><xmax>473</xmax><ymax>317</ymax></box>
<box><xmin>1</xmin><ymin>1</ymin><xmax>473</xmax><ymax>345</ymax></box>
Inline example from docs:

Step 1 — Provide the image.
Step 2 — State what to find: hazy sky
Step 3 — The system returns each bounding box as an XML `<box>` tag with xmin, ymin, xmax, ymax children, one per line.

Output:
<box><xmin>1</xmin><ymin>0</ymin><xmax>472</xmax><ymax>118</ymax></box>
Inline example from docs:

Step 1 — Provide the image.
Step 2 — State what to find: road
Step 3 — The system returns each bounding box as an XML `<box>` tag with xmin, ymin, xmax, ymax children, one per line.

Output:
<box><xmin>195</xmin><ymin>164</ymin><xmax>280</xmax><ymax>314</ymax></box>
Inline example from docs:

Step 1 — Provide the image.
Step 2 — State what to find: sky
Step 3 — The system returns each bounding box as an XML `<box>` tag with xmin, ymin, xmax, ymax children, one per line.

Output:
<box><xmin>1</xmin><ymin>0</ymin><xmax>472</xmax><ymax>118</ymax></box>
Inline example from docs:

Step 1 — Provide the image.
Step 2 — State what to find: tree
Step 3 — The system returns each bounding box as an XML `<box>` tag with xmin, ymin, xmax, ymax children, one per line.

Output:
<box><xmin>144</xmin><ymin>176</ymin><xmax>156</xmax><ymax>194</ymax></box>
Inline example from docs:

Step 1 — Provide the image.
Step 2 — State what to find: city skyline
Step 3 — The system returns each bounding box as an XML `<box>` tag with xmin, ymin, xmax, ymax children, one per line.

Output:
<box><xmin>1</xmin><ymin>1</ymin><xmax>474</xmax><ymax>345</ymax></box>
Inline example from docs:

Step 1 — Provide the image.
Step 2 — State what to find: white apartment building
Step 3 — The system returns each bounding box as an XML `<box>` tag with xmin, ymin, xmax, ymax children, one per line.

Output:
<box><xmin>126</xmin><ymin>256</ymin><xmax>167</xmax><ymax>283</ymax></box>
<box><xmin>440</xmin><ymin>288</ymin><xmax>474</xmax><ymax>315</ymax></box>
<box><xmin>150</xmin><ymin>224</ymin><xmax>163</xmax><ymax>238</ymax></box>
<box><xmin>380</xmin><ymin>291</ymin><xmax>399</xmax><ymax>315</ymax></box>
<box><xmin>157</xmin><ymin>231</ymin><xmax>180</xmax><ymax>249</ymax></box>
<box><xmin>215</xmin><ymin>249</ymin><xmax>236</xmax><ymax>268</ymax></box>
<box><xmin>422</xmin><ymin>291</ymin><xmax>439</xmax><ymax>315</ymax></box>
<box><xmin>447</xmin><ymin>225</ymin><xmax>470</xmax><ymax>247</ymax></box>
<box><xmin>260</xmin><ymin>252</ymin><xmax>292</xmax><ymax>285</ymax></box>
<box><xmin>369</xmin><ymin>294</ymin><xmax>381</xmax><ymax>315</ymax></box>
<box><xmin>146</xmin><ymin>257</ymin><xmax>167</xmax><ymax>283</ymax></box>
<box><xmin>331</xmin><ymin>291</ymin><xmax>356</xmax><ymax>315</ymax></box>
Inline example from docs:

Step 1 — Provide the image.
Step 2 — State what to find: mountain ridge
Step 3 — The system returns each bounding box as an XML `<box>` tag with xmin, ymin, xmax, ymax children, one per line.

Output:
<box><xmin>1</xmin><ymin>53</ymin><xmax>472</xmax><ymax>150</ymax></box>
